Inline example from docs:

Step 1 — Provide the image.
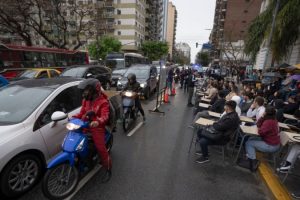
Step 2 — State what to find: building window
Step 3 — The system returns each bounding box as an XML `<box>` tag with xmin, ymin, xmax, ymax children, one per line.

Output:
<box><xmin>242</xmin><ymin>20</ymin><xmax>246</xmax><ymax>23</ymax></box>
<box><xmin>117</xmin><ymin>0</ymin><xmax>121</xmax><ymax>3</ymax></box>
<box><xmin>136</xmin><ymin>22</ymin><xmax>138</xmax><ymax>26</ymax></box>
<box><xmin>118</xmin><ymin>31</ymin><xmax>121</xmax><ymax>35</ymax></box>
<box><xmin>118</xmin><ymin>21</ymin><xmax>121</xmax><ymax>25</ymax></box>
<box><xmin>117</xmin><ymin>9</ymin><xmax>121</xmax><ymax>15</ymax></box>
<box><xmin>135</xmin><ymin>32</ymin><xmax>137</xmax><ymax>36</ymax></box>
<box><xmin>244</xmin><ymin>10</ymin><xmax>248</xmax><ymax>13</ymax></box>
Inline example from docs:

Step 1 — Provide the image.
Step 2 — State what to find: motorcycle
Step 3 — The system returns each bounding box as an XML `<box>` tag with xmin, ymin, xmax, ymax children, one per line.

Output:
<box><xmin>42</xmin><ymin>111</ymin><xmax>113</xmax><ymax>200</ymax></box>
<box><xmin>122</xmin><ymin>91</ymin><xmax>140</xmax><ymax>132</ymax></box>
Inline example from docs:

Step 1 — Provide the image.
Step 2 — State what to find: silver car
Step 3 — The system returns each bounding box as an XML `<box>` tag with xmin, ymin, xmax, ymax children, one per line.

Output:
<box><xmin>0</xmin><ymin>78</ymin><xmax>83</xmax><ymax>198</ymax></box>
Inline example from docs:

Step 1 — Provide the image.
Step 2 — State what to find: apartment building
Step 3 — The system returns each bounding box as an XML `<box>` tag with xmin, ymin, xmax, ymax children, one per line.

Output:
<box><xmin>210</xmin><ymin>0</ymin><xmax>262</xmax><ymax>63</ymax></box>
<box><xmin>113</xmin><ymin>0</ymin><xmax>147</xmax><ymax>52</ymax></box>
<box><xmin>145</xmin><ymin>0</ymin><xmax>164</xmax><ymax>41</ymax></box>
<box><xmin>166</xmin><ymin>1</ymin><xmax>177</xmax><ymax>60</ymax></box>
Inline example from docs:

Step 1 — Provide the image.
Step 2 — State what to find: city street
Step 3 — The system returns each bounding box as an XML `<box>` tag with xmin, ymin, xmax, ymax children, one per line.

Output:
<box><xmin>19</xmin><ymin>87</ymin><xmax>269</xmax><ymax>200</ymax></box>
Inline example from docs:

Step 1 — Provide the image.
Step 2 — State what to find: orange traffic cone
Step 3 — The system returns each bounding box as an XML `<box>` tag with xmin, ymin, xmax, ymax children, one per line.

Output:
<box><xmin>171</xmin><ymin>81</ymin><xmax>176</xmax><ymax>95</ymax></box>
<box><xmin>164</xmin><ymin>88</ymin><xmax>169</xmax><ymax>103</ymax></box>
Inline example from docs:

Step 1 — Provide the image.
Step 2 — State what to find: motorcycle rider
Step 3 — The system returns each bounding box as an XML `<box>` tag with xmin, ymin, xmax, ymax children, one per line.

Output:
<box><xmin>122</xmin><ymin>73</ymin><xmax>146</xmax><ymax>121</ymax></box>
<box><xmin>73</xmin><ymin>78</ymin><xmax>112</xmax><ymax>182</ymax></box>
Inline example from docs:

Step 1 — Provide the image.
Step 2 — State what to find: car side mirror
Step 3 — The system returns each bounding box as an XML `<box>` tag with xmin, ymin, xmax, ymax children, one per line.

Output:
<box><xmin>86</xmin><ymin>73</ymin><xmax>93</xmax><ymax>78</ymax></box>
<box><xmin>51</xmin><ymin>111</ymin><xmax>68</xmax><ymax>122</ymax></box>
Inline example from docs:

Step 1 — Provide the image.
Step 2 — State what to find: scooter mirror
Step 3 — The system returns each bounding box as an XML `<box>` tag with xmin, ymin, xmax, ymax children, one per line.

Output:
<box><xmin>51</xmin><ymin>111</ymin><xmax>68</xmax><ymax>122</ymax></box>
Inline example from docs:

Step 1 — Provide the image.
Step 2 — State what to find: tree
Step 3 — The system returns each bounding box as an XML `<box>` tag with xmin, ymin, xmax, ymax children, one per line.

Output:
<box><xmin>141</xmin><ymin>41</ymin><xmax>169</xmax><ymax>61</ymax></box>
<box><xmin>196</xmin><ymin>51</ymin><xmax>210</xmax><ymax>66</ymax></box>
<box><xmin>0</xmin><ymin>0</ymin><xmax>96</xmax><ymax>50</ymax></box>
<box><xmin>88</xmin><ymin>36</ymin><xmax>121</xmax><ymax>60</ymax></box>
<box><xmin>173</xmin><ymin>49</ymin><xmax>190</xmax><ymax>65</ymax></box>
<box><xmin>245</xmin><ymin>0</ymin><xmax>300</xmax><ymax>63</ymax></box>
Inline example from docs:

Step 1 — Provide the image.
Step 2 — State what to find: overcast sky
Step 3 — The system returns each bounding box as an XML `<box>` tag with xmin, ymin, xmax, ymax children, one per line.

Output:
<box><xmin>170</xmin><ymin>0</ymin><xmax>216</xmax><ymax>63</ymax></box>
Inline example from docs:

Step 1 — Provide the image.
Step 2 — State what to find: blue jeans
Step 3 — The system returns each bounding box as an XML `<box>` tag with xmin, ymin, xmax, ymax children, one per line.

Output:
<box><xmin>245</xmin><ymin>137</ymin><xmax>280</xmax><ymax>159</ymax></box>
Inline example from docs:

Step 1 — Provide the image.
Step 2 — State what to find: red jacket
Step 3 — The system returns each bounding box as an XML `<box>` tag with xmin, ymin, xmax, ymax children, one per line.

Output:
<box><xmin>257</xmin><ymin>118</ymin><xmax>280</xmax><ymax>145</ymax></box>
<box><xmin>73</xmin><ymin>93</ymin><xmax>110</xmax><ymax>132</ymax></box>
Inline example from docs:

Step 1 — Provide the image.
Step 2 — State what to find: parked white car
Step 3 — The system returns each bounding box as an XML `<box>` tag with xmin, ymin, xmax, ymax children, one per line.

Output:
<box><xmin>0</xmin><ymin>78</ymin><xmax>83</xmax><ymax>198</ymax></box>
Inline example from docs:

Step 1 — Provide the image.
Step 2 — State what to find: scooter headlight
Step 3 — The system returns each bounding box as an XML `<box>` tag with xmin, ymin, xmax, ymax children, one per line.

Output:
<box><xmin>124</xmin><ymin>91</ymin><xmax>134</xmax><ymax>97</ymax></box>
<box><xmin>66</xmin><ymin>123</ymin><xmax>81</xmax><ymax>130</ymax></box>
<box><xmin>76</xmin><ymin>138</ymin><xmax>85</xmax><ymax>151</ymax></box>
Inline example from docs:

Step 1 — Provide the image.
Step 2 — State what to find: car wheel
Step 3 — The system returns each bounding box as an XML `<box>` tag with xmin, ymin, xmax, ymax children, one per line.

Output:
<box><xmin>0</xmin><ymin>154</ymin><xmax>43</xmax><ymax>198</ymax></box>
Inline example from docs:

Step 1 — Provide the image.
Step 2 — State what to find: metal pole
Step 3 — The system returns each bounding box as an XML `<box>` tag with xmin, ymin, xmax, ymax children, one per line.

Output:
<box><xmin>263</xmin><ymin>0</ymin><xmax>281</xmax><ymax>71</ymax></box>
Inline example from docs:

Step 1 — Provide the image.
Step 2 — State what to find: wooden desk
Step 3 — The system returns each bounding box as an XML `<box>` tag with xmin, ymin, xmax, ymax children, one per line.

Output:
<box><xmin>281</xmin><ymin>131</ymin><xmax>300</xmax><ymax>143</ymax></box>
<box><xmin>278</xmin><ymin>122</ymin><xmax>291</xmax><ymax>130</ymax></box>
<box><xmin>201</xmin><ymin>98</ymin><xmax>211</xmax><ymax>103</ymax></box>
<box><xmin>239</xmin><ymin>116</ymin><xmax>254</xmax><ymax>123</ymax></box>
<box><xmin>284</xmin><ymin>114</ymin><xmax>298</xmax><ymax>120</ymax></box>
<box><xmin>240</xmin><ymin>125</ymin><xmax>258</xmax><ymax>136</ymax></box>
<box><xmin>195</xmin><ymin>118</ymin><xmax>215</xmax><ymax>126</ymax></box>
<box><xmin>208</xmin><ymin>111</ymin><xmax>221</xmax><ymax>118</ymax></box>
<box><xmin>199</xmin><ymin>103</ymin><xmax>210</xmax><ymax>109</ymax></box>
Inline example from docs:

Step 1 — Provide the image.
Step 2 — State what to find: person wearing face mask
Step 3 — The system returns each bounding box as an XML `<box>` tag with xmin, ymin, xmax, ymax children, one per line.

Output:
<box><xmin>73</xmin><ymin>78</ymin><xmax>112</xmax><ymax>182</ymax></box>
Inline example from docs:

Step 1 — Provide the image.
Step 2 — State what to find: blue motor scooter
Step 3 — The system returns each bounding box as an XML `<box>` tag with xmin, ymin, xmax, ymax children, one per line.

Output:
<box><xmin>41</xmin><ymin>111</ymin><xmax>113</xmax><ymax>200</ymax></box>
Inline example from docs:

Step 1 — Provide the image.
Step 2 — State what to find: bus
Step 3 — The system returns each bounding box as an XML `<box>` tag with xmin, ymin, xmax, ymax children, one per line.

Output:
<box><xmin>105</xmin><ymin>52</ymin><xmax>149</xmax><ymax>70</ymax></box>
<box><xmin>0</xmin><ymin>44</ymin><xmax>89</xmax><ymax>78</ymax></box>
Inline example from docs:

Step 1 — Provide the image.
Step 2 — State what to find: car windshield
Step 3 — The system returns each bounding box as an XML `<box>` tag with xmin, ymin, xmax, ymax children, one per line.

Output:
<box><xmin>61</xmin><ymin>67</ymin><xmax>86</xmax><ymax>78</ymax></box>
<box><xmin>18</xmin><ymin>70</ymin><xmax>38</xmax><ymax>78</ymax></box>
<box><xmin>106</xmin><ymin>59</ymin><xmax>125</xmax><ymax>69</ymax></box>
<box><xmin>0</xmin><ymin>85</ymin><xmax>53</xmax><ymax>125</ymax></box>
<box><xmin>124</xmin><ymin>68</ymin><xmax>149</xmax><ymax>79</ymax></box>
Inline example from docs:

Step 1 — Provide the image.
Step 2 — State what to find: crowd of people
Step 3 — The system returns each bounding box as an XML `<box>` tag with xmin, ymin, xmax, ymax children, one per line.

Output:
<box><xmin>172</xmin><ymin>67</ymin><xmax>300</xmax><ymax>198</ymax></box>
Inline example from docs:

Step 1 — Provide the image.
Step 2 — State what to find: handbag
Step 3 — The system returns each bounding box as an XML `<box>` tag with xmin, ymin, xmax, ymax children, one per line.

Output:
<box><xmin>201</xmin><ymin>125</ymin><xmax>223</xmax><ymax>141</ymax></box>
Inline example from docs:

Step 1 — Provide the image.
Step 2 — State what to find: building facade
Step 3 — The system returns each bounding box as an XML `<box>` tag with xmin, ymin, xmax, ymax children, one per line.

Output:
<box><xmin>145</xmin><ymin>0</ymin><xmax>164</xmax><ymax>41</ymax></box>
<box><xmin>166</xmin><ymin>1</ymin><xmax>177</xmax><ymax>60</ymax></box>
<box><xmin>210</xmin><ymin>0</ymin><xmax>262</xmax><ymax>65</ymax></box>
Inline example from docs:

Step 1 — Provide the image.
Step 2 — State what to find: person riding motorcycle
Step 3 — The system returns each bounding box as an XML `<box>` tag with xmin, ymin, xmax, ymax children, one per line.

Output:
<box><xmin>122</xmin><ymin>73</ymin><xmax>146</xmax><ymax>121</ymax></box>
<box><xmin>73</xmin><ymin>78</ymin><xmax>112</xmax><ymax>181</ymax></box>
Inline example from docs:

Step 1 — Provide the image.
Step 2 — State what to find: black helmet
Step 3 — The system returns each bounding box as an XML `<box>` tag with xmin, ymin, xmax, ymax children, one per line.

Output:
<box><xmin>78</xmin><ymin>78</ymin><xmax>101</xmax><ymax>100</ymax></box>
<box><xmin>127</xmin><ymin>73</ymin><xmax>136</xmax><ymax>82</ymax></box>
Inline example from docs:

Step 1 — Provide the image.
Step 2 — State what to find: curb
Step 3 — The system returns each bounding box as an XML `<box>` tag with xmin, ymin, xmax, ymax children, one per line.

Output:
<box><xmin>258</xmin><ymin>161</ymin><xmax>292</xmax><ymax>200</ymax></box>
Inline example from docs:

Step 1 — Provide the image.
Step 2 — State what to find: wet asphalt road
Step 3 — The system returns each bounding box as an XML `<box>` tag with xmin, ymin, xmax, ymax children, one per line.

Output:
<box><xmin>19</xmin><ymin>87</ymin><xmax>269</xmax><ymax>200</ymax></box>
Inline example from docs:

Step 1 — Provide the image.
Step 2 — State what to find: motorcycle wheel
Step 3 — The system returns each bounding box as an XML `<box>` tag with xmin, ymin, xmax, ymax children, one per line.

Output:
<box><xmin>122</xmin><ymin>112</ymin><xmax>131</xmax><ymax>132</ymax></box>
<box><xmin>42</xmin><ymin>163</ymin><xmax>79</xmax><ymax>200</ymax></box>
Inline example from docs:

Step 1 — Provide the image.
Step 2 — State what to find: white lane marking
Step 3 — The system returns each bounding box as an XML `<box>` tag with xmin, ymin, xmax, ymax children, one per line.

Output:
<box><xmin>64</xmin><ymin>164</ymin><xmax>102</xmax><ymax>200</ymax></box>
<box><xmin>127</xmin><ymin>122</ymin><xmax>144</xmax><ymax>137</ymax></box>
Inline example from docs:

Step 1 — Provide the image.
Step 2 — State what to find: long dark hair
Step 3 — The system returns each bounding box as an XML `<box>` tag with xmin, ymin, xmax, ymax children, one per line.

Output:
<box><xmin>264</xmin><ymin>106</ymin><xmax>276</xmax><ymax>120</ymax></box>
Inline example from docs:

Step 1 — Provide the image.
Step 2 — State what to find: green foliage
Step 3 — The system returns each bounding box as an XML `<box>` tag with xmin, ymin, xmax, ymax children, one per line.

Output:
<box><xmin>196</xmin><ymin>51</ymin><xmax>210</xmax><ymax>66</ymax></box>
<box><xmin>244</xmin><ymin>0</ymin><xmax>300</xmax><ymax>63</ymax></box>
<box><xmin>141</xmin><ymin>41</ymin><xmax>169</xmax><ymax>61</ymax></box>
<box><xmin>88</xmin><ymin>36</ymin><xmax>122</xmax><ymax>60</ymax></box>
<box><xmin>173</xmin><ymin>49</ymin><xmax>190</xmax><ymax>65</ymax></box>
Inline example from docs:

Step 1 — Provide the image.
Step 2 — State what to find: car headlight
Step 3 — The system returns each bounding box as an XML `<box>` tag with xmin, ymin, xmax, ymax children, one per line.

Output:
<box><xmin>66</xmin><ymin>123</ymin><xmax>81</xmax><ymax>130</ymax></box>
<box><xmin>117</xmin><ymin>81</ymin><xmax>122</xmax><ymax>86</ymax></box>
<box><xmin>140</xmin><ymin>83</ymin><xmax>146</xmax><ymax>88</ymax></box>
<box><xmin>76</xmin><ymin>138</ymin><xmax>85</xmax><ymax>151</ymax></box>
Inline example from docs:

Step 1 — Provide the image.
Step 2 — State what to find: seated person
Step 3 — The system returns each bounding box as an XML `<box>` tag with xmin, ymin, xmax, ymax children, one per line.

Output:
<box><xmin>274</xmin><ymin>99</ymin><xmax>284</xmax><ymax>122</ymax></box>
<box><xmin>283</xmin><ymin>95</ymin><xmax>299</xmax><ymax>115</ymax></box>
<box><xmin>279</xmin><ymin>144</ymin><xmax>300</xmax><ymax>173</ymax></box>
<box><xmin>206</xmin><ymin>82</ymin><xmax>218</xmax><ymax>99</ymax></box>
<box><xmin>240</xmin><ymin>92</ymin><xmax>254</xmax><ymax>115</ymax></box>
<box><xmin>246</xmin><ymin>96</ymin><xmax>266</xmax><ymax>122</ymax></box>
<box><xmin>193</xmin><ymin>91</ymin><xmax>226</xmax><ymax>123</ymax></box>
<box><xmin>243</xmin><ymin>107</ymin><xmax>280</xmax><ymax>172</ymax></box>
<box><xmin>195</xmin><ymin>101</ymin><xmax>240</xmax><ymax>164</ymax></box>
<box><xmin>225</xmin><ymin>85</ymin><xmax>239</xmax><ymax>101</ymax></box>
<box><xmin>231</xmin><ymin>95</ymin><xmax>242</xmax><ymax>116</ymax></box>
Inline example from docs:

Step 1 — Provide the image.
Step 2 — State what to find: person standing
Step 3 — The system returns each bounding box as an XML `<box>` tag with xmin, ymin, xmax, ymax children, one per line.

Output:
<box><xmin>187</xmin><ymin>69</ymin><xmax>196</xmax><ymax>107</ymax></box>
<box><xmin>167</xmin><ymin>68</ymin><xmax>174</xmax><ymax>95</ymax></box>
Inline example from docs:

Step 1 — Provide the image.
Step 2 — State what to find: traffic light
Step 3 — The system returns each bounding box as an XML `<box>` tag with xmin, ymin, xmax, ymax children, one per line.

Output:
<box><xmin>196</xmin><ymin>42</ymin><xmax>198</xmax><ymax>48</ymax></box>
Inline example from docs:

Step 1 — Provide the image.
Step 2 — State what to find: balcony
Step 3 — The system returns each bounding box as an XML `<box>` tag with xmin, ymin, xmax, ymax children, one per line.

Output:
<box><xmin>104</xmin><ymin>2</ymin><xmax>113</xmax><ymax>8</ymax></box>
<box><xmin>103</xmin><ymin>12</ymin><xmax>114</xmax><ymax>18</ymax></box>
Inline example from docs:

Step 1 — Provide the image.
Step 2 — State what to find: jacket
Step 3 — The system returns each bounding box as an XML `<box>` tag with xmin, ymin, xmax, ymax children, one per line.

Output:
<box><xmin>210</xmin><ymin>98</ymin><xmax>225</xmax><ymax>113</ymax></box>
<box><xmin>247</xmin><ymin>106</ymin><xmax>265</xmax><ymax>121</ymax></box>
<box><xmin>212</xmin><ymin>111</ymin><xmax>240</xmax><ymax>140</ymax></box>
<box><xmin>240</xmin><ymin>100</ymin><xmax>253</xmax><ymax>114</ymax></box>
<box><xmin>187</xmin><ymin>74</ymin><xmax>196</xmax><ymax>87</ymax></box>
<box><xmin>256</xmin><ymin>118</ymin><xmax>280</xmax><ymax>146</ymax></box>
<box><xmin>73</xmin><ymin>93</ymin><xmax>110</xmax><ymax>132</ymax></box>
<box><xmin>123</xmin><ymin>81</ymin><xmax>141</xmax><ymax>93</ymax></box>
<box><xmin>283</xmin><ymin>103</ymin><xmax>299</xmax><ymax>115</ymax></box>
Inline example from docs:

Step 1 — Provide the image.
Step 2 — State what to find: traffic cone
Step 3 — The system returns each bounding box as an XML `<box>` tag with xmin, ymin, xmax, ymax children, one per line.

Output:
<box><xmin>164</xmin><ymin>88</ymin><xmax>169</xmax><ymax>103</ymax></box>
<box><xmin>171</xmin><ymin>81</ymin><xmax>176</xmax><ymax>95</ymax></box>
